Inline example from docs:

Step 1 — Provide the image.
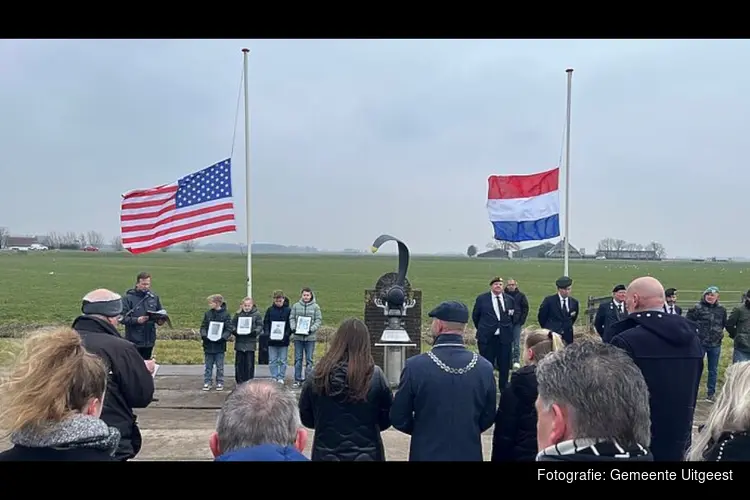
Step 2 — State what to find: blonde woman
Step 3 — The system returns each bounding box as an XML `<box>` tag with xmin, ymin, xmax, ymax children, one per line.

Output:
<box><xmin>491</xmin><ymin>328</ymin><xmax>564</xmax><ymax>461</ymax></box>
<box><xmin>0</xmin><ymin>327</ymin><xmax>120</xmax><ymax>461</ymax></box>
<box><xmin>686</xmin><ymin>361</ymin><xmax>750</xmax><ymax>461</ymax></box>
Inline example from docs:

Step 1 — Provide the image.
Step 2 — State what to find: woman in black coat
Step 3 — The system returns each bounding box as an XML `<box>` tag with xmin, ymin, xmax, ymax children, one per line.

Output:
<box><xmin>491</xmin><ymin>329</ymin><xmax>564</xmax><ymax>462</ymax></box>
<box><xmin>0</xmin><ymin>327</ymin><xmax>120</xmax><ymax>461</ymax></box>
<box><xmin>298</xmin><ymin>318</ymin><xmax>393</xmax><ymax>461</ymax></box>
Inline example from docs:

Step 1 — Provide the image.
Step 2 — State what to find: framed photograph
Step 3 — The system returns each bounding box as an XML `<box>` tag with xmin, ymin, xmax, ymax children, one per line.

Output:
<box><xmin>237</xmin><ymin>317</ymin><xmax>253</xmax><ymax>335</ymax></box>
<box><xmin>208</xmin><ymin>321</ymin><xmax>224</xmax><ymax>341</ymax></box>
<box><xmin>296</xmin><ymin>316</ymin><xmax>312</xmax><ymax>335</ymax></box>
<box><xmin>270</xmin><ymin>321</ymin><xmax>285</xmax><ymax>340</ymax></box>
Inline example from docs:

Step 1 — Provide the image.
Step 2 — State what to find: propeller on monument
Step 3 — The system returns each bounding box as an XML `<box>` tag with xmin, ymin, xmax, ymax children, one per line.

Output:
<box><xmin>370</xmin><ymin>234</ymin><xmax>410</xmax><ymax>310</ymax></box>
<box><xmin>371</xmin><ymin>235</ymin><xmax>417</xmax><ymax>387</ymax></box>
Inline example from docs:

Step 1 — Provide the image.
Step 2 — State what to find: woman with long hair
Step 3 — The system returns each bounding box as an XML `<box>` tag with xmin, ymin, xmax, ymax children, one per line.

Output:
<box><xmin>0</xmin><ymin>327</ymin><xmax>120</xmax><ymax>461</ymax></box>
<box><xmin>491</xmin><ymin>328</ymin><xmax>564</xmax><ymax>461</ymax></box>
<box><xmin>686</xmin><ymin>361</ymin><xmax>750</xmax><ymax>461</ymax></box>
<box><xmin>298</xmin><ymin>318</ymin><xmax>393</xmax><ymax>461</ymax></box>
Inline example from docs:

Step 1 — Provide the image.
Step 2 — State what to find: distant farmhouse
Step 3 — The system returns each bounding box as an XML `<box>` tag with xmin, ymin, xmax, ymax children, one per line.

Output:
<box><xmin>477</xmin><ymin>248</ymin><xmax>510</xmax><ymax>259</ymax></box>
<box><xmin>513</xmin><ymin>239</ymin><xmax>583</xmax><ymax>260</ymax></box>
<box><xmin>595</xmin><ymin>249</ymin><xmax>660</xmax><ymax>261</ymax></box>
<box><xmin>4</xmin><ymin>236</ymin><xmax>39</xmax><ymax>249</ymax></box>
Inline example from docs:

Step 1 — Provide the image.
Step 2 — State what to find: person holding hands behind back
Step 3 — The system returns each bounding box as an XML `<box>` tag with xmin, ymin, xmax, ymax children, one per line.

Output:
<box><xmin>232</xmin><ymin>297</ymin><xmax>263</xmax><ymax>385</ymax></box>
<box><xmin>200</xmin><ymin>294</ymin><xmax>233</xmax><ymax>392</ymax></box>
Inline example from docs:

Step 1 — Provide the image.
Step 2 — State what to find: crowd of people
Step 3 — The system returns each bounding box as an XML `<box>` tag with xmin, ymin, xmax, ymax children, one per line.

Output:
<box><xmin>2</xmin><ymin>271</ymin><xmax>750</xmax><ymax>462</ymax></box>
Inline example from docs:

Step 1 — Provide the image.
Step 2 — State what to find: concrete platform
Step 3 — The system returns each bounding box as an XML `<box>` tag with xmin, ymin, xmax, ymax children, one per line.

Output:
<box><xmin>0</xmin><ymin>368</ymin><xmax>714</xmax><ymax>461</ymax></box>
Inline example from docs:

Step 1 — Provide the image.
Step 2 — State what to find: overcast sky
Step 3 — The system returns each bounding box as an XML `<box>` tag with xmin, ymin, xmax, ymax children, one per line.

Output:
<box><xmin>1</xmin><ymin>39</ymin><xmax>747</xmax><ymax>258</ymax></box>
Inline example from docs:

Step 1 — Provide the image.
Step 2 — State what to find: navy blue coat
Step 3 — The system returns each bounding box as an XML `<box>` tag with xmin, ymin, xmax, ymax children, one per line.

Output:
<box><xmin>606</xmin><ymin>310</ymin><xmax>703</xmax><ymax>461</ymax></box>
<box><xmin>472</xmin><ymin>292</ymin><xmax>517</xmax><ymax>344</ymax></box>
<box><xmin>390</xmin><ymin>333</ymin><xmax>497</xmax><ymax>461</ymax></box>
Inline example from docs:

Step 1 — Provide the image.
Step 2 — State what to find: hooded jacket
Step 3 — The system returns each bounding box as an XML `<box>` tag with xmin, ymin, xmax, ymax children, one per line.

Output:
<box><xmin>120</xmin><ymin>287</ymin><xmax>162</xmax><ymax>347</ymax></box>
<box><xmin>71</xmin><ymin>315</ymin><xmax>154</xmax><ymax>460</ymax></box>
<box><xmin>686</xmin><ymin>298</ymin><xmax>728</xmax><ymax>348</ymax></box>
<box><xmin>606</xmin><ymin>310</ymin><xmax>704</xmax><ymax>461</ymax></box>
<box><xmin>200</xmin><ymin>303</ymin><xmax>234</xmax><ymax>354</ymax></box>
<box><xmin>264</xmin><ymin>301</ymin><xmax>292</xmax><ymax>347</ymax></box>
<box><xmin>231</xmin><ymin>305</ymin><xmax>264</xmax><ymax>352</ymax></box>
<box><xmin>289</xmin><ymin>293</ymin><xmax>323</xmax><ymax>342</ymax></box>
<box><xmin>726</xmin><ymin>302</ymin><xmax>750</xmax><ymax>352</ymax></box>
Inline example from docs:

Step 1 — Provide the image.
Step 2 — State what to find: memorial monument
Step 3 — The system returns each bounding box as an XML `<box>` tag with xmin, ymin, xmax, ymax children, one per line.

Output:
<box><xmin>365</xmin><ymin>234</ymin><xmax>422</xmax><ymax>387</ymax></box>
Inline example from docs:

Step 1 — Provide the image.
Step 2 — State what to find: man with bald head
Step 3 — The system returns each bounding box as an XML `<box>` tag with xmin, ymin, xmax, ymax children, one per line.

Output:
<box><xmin>72</xmin><ymin>288</ymin><xmax>156</xmax><ymax>461</ymax></box>
<box><xmin>604</xmin><ymin>277</ymin><xmax>703</xmax><ymax>461</ymax></box>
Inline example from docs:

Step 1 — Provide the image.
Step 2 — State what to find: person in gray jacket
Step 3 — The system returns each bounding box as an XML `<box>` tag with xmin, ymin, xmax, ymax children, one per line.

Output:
<box><xmin>289</xmin><ymin>287</ymin><xmax>323</xmax><ymax>388</ymax></box>
<box><xmin>232</xmin><ymin>297</ymin><xmax>264</xmax><ymax>384</ymax></box>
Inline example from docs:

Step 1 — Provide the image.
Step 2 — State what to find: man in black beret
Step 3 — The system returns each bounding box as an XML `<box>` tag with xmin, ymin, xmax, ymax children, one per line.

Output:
<box><xmin>663</xmin><ymin>288</ymin><xmax>682</xmax><ymax>315</ymax></box>
<box><xmin>594</xmin><ymin>284</ymin><xmax>629</xmax><ymax>339</ymax></box>
<box><xmin>537</xmin><ymin>276</ymin><xmax>579</xmax><ymax>344</ymax></box>
<box><xmin>471</xmin><ymin>276</ymin><xmax>518</xmax><ymax>390</ymax></box>
<box><xmin>391</xmin><ymin>300</ymin><xmax>497</xmax><ymax>461</ymax></box>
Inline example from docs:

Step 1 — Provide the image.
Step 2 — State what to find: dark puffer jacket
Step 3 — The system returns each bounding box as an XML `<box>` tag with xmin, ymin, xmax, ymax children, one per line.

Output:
<box><xmin>232</xmin><ymin>306</ymin><xmax>263</xmax><ymax>352</ymax></box>
<box><xmin>264</xmin><ymin>301</ymin><xmax>292</xmax><ymax>347</ymax></box>
<box><xmin>200</xmin><ymin>303</ymin><xmax>233</xmax><ymax>354</ymax></box>
<box><xmin>491</xmin><ymin>365</ymin><xmax>539</xmax><ymax>461</ymax></box>
<box><xmin>726</xmin><ymin>302</ymin><xmax>750</xmax><ymax>352</ymax></box>
<box><xmin>686</xmin><ymin>299</ymin><xmax>728</xmax><ymax>348</ymax></box>
<box><xmin>298</xmin><ymin>362</ymin><xmax>393</xmax><ymax>461</ymax></box>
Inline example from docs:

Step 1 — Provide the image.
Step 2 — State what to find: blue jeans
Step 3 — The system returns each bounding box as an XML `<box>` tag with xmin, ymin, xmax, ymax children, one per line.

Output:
<box><xmin>512</xmin><ymin>324</ymin><xmax>522</xmax><ymax>365</ymax></box>
<box><xmin>294</xmin><ymin>340</ymin><xmax>316</xmax><ymax>382</ymax></box>
<box><xmin>703</xmin><ymin>345</ymin><xmax>721</xmax><ymax>396</ymax></box>
<box><xmin>269</xmin><ymin>346</ymin><xmax>288</xmax><ymax>382</ymax></box>
<box><xmin>733</xmin><ymin>349</ymin><xmax>750</xmax><ymax>363</ymax></box>
<box><xmin>204</xmin><ymin>352</ymin><xmax>225</xmax><ymax>385</ymax></box>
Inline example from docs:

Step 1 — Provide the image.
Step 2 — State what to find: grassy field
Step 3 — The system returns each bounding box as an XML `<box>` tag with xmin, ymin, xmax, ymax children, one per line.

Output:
<box><xmin>0</xmin><ymin>250</ymin><xmax>746</xmax><ymax>395</ymax></box>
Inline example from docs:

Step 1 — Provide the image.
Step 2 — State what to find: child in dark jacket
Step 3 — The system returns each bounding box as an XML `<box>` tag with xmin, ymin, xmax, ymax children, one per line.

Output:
<box><xmin>200</xmin><ymin>294</ymin><xmax>233</xmax><ymax>392</ymax></box>
<box><xmin>264</xmin><ymin>290</ymin><xmax>292</xmax><ymax>385</ymax></box>
<box><xmin>232</xmin><ymin>297</ymin><xmax>264</xmax><ymax>384</ymax></box>
<box><xmin>491</xmin><ymin>329</ymin><xmax>564</xmax><ymax>461</ymax></box>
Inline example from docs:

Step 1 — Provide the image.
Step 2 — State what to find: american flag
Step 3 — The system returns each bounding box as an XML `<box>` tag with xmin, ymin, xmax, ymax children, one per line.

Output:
<box><xmin>120</xmin><ymin>159</ymin><xmax>237</xmax><ymax>254</ymax></box>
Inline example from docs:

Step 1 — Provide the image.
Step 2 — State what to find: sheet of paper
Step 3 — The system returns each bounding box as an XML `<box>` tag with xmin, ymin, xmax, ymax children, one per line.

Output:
<box><xmin>152</xmin><ymin>363</ymin><xmax>160</xmax><ymax>379</ymax></box>
<box><xmin>295</xmin><ymin>316</ymin><xmax>312</xmax><ymax>335</ymax></box>
<box><xmin>208</xmin><ymin>321</ymin><xmax>224</xmax><ymax>341</ymax></box>
<box><xmin>270</xmin><ymin>321</ymin><xmax>285</xmax><ymax>340</ymax></box>
<box><xmin>237</xmin><ymin>316</ymin><xmax>253</xmax><ymax>335</ymax></box>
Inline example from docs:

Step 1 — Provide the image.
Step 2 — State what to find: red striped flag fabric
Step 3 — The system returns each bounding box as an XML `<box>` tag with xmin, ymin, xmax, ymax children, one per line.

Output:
<box><xmin>120</xmin><ymin>159</ymin><xmax>237</xmax><ymax>254</ymax></box>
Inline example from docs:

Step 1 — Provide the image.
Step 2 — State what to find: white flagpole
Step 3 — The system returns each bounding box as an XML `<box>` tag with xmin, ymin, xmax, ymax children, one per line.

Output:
<box><xmin>242</xmin><ymin>48</ymin><xmax>252</xmax><ymax>298</ymax></box>
<box><xmin>563</xmin><ymin>68</ymin><xmax>573</xmax><ymax>276</ymax></box>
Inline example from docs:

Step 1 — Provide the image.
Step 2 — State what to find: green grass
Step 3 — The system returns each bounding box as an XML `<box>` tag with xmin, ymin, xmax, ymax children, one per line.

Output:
<box><xmin>0</xmin><ymin>250</ymin><xmax>745</xmax><ymax>395</ymax></box>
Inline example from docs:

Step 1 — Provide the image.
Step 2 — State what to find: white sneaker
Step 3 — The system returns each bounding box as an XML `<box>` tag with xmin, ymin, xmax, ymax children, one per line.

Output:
<box><xmin>277</xmin><ymin>379</ymin><xmax>284</xmax><ymax>385</ymax></box>
<box><xmin>202</xmin><ymin>384</ymin><xmax>210</xmax><ymax>391</ymax></box>
<box><xmin>216</xmin><ymin>385</ymin><xmax>224</xmax><ymax>392</ymax></box>
<box><xmin>513</xmin><ymin>363</ymin><xmax>521</xmax><ymax>370</ymax></box>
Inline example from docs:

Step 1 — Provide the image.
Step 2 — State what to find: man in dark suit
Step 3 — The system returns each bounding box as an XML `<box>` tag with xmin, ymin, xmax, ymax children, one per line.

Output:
<box><xmin>390</xmin><ymin>301</ymin><xmax>497</xmax><ymax>461</ymax></box>
<box><xmin>537</xmin><ymin>276</ymin><xmax>579</xmax><ymax>345</ymax></box>
<box><xmin>605</xmin><ymin>277</ymin><xmax>703</xmax><ymax>461</ymax></box>
<box><xmin>472</xmin><ymin>277</ymin><xmax>517</xmax><ymax>390</ymax></box>
<box><xmin>594</xmin><ymin>284</ymin><xmax>628</xmax><ymax>339</ymax></box>
<box><xmin>663</xmin><ymin>288</ymin><xmax>682</xmax><ymax>315</ymax></box>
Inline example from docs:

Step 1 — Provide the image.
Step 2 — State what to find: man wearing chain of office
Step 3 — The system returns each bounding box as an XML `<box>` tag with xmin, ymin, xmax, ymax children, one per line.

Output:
<box><xmin>390</xmin><ymin>301</ymin><xmax>497</xmax><ymax>461</ymax></box>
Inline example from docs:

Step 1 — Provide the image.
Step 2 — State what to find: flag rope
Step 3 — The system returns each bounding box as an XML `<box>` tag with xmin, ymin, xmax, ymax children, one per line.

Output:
<box><xmin>230</xmin><ymin>62</ymin><xmax>244</xmax><ymax>160</ymax></box>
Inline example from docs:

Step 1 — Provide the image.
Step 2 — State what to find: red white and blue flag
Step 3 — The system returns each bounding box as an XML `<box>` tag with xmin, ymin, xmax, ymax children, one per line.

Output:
<box><xmin>120</xmin><ymin>159</ymin><xmax>237</xmax><ymax>254</ymax></box>
<box><xmin>486</xmin><ymin>167</ymin><xmax>561</xmax><ymax>242</ymax></box>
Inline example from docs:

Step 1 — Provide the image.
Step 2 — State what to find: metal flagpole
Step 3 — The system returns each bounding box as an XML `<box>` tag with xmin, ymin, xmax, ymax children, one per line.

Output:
<box><xmin>563</xmin><ymin>68</ymin><xmax>573</xmax><ymax>276</ymax></box>
<box><xmin>242</xmin><ymin>48</ymin><xmax>252</xmax><ymax>298</ymax></box>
